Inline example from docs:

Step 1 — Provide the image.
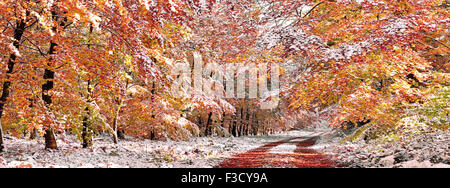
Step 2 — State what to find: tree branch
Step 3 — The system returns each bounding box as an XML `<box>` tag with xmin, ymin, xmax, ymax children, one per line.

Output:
<box><xmin>303</xmin><ymin>1</ymin><xmax>324</xmax><ymax>18</ymax></box>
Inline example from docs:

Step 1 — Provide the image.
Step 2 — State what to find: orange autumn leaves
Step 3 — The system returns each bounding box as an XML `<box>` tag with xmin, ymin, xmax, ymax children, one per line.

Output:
<box><xmin>0</xmin><ymin>0</ymin><xmax>218</xmax><ymax>148</ymax></box>
<box><xmin>0</xmin><ymin>0</ymin><xmax>448</xmax><ymax>152</ymax></box>
<box><xmin>284</xmin><ymin>0</ymin><xmax>448</xmax><ymax>127</ymax></box>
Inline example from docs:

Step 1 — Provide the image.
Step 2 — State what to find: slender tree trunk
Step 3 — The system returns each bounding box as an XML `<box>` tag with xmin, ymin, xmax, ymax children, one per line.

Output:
<box><xmin>263</xmin><ymin>120</ymin><xmax>268</xmax><ymax>135</ymax></box>
<box><xmin>0</xmin><ymin>20</ymin><xmax>27</xmax><ymax>152</ymax></box>
<box><xmin>245</xmin><ymin>111</ymin><xmax>250</xmax><ymax>135</ymax></box>
<box><xmin>205</xmin><ymin>112</ymin><xmax>213</xmax><ymax>136</ymax></box>
<box><xmin>28</xmin><ymin>99</ymin><xmax>38</xmax><ymax>140</ymax></box>
<box><xmin>237</xmin><ymin>124</ymin><xmax>240</xmax><ymax>137</ymax></box>
<box><xmin>254</xmin><ymin>119</ymin><xmax>259</xmax><ymax>135</ymax></box>
<box><xmin>198</xmin><ymin>115</ymin><xmax>203</xmax><ymax>135</ymax></box>
<box><xmin>254</xmin><ymin>113</ymin><xmax>259</xmax><ymax>135</ymax></box>
<box><xmin>231</xmin><ymin>120</ymin><xmax>237</xmax><ymax>137</ymax></box>
<box><xmin>239</xmin><ymin>107</ymin><xmax>245</xmax><ymax>137</ymax></box>
<box><xmin>112</xmin><ymin>98</ymin><xmax>124</xmax><ymax>144</ymax></box>
<box><xmin>82</xmin><ymin>26</ymin><xmax>94</xmax><ymax>147</ymax></box>
<box><xmin>222</xmin><ymin>112</ymin><xmax>226</xmax><ymax>128</ymax></box>
<box><xmin>29</xmin><ymin>128</ymin><xmax>38</xmax><ymax>140</ymax></box>
<box><xmin>250</xmin><ymin>113</ymin><xmax>255</xmax><ymax>135</ymax></box>
<box><xmin>82</xmin><ymin>26</ymin><xmax>94</xmax><ymax>148</ymax></box>
<box><xmin>235</xmin><ymin>107</ymin><xmax>244</xmax><ymax>137</ymax></box>
<box><xmin>240</xmin><ymin>107</ymin><xmax>244</xmax><ymax>126</ymax></box>
<box><xmin>42</xmin><ymin>8</ymin><xmax>58</xmax><ymax>149</ymax></box>
<box><xmin>82</xmin><ymin>106</ymin><xmax>92</xmax><ymax>148</ymax></box>
<box><xmin>150</xmin><ymin>129</ymin><xmax>155</xmax><ymax>140</ymax></box>
<box><xmin>239</xmin><ymin>124</ymin><xmax>244</xmax><ymax>136</ymax></box>
<box><xmin>81</xmin><ymin>85</ymin><xmax>93</xmax><ymax>148</ymax></box>
<box><xmin>0</xmin><ymin>121</ymin><xmax>4</xmax><ymax>152</ymax></box>
<box><xmin>112</xmin><ymin>116</ymin><xmax>119</xmax><ymax>144</ymax></box>
<box><xmin>117</xmin><ymin>130</ymin><xmax>125</xmax><ymax>140</ymax></box>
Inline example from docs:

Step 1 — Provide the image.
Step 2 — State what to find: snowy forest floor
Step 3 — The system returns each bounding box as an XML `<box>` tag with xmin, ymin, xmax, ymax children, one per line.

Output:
<box><xmin>319</xmin><ymin>123</ymin><xmax>450</xmax><ymax>168</ymax></box>
<box><xmin>0</xmin><ymin>131</ymin><xmax>310</xmax><ymax>168</ymax></box>
<box><xmin>0</xmin><ymin>125</ymin><xmax>448</xmax><ymax>168</ymax></box>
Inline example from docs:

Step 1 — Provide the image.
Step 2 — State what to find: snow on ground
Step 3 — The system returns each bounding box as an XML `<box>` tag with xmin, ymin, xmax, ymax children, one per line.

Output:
<box><xmin>0</xmin><ymin>130</ymin><xmax>311</xmax><ymax>168</ymax></box>
<box><xmin>2</xmin><ymin>125</ymin><xmax>446</xmax><ymax>168</ymax></box>
<box><xmin>319</xmin><ymin>124</ymin><xmax>450</xmax><ymax>168</ymax></box>
<box><xmin>268</xmin><ymin>143</ymin><xmax>297</xmax><ymax>154</ymax></box>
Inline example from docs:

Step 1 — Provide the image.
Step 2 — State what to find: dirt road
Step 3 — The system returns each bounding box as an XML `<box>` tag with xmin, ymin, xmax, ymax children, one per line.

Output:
<box><xmin>216</xmin><ymin>135</ymin><xmax>337</xmax><ymax>168</ymax></box>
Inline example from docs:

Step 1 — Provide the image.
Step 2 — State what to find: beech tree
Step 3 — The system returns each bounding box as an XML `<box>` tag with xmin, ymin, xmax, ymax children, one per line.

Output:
<box><xmin>0</xmin><ymin>2</ymin><xmax>28</xmax><ymax>152</ymax></box>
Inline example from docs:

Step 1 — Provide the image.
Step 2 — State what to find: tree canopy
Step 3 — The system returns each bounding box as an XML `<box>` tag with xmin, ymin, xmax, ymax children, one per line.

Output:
<box><xmin>0</xmin><ymin>0</ymin><xmax>448</xmax><ymax>151</ymax></box>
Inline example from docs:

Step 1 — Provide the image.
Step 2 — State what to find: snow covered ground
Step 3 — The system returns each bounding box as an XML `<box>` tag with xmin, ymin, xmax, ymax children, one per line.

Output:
<box><xmin>319</xmin><ymin>124</ymin><xmax>450</xmax><ymax>168</ymax></box>
<box><xmin>1</xmin><ymin>126</ymin><xmax>448</xmax><ymax>168</ymax></box>
<box><xmin>0</xmin><ymin>130</ymin><xmax>311</xmax><ymax>168</ymax></box>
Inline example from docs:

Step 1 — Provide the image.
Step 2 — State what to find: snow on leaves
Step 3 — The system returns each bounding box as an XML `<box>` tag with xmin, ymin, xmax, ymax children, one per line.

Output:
<box><xmin>0</xmin><ymin>0</ymin><xmax>447</xmax><ymax>152</ymax></box>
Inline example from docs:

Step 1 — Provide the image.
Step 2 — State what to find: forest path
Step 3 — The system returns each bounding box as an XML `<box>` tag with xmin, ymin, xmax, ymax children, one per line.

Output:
<box><xmin>216</xmin><ymin>132</ymin><xmax>337</xmax><ymax>168</ymax></box>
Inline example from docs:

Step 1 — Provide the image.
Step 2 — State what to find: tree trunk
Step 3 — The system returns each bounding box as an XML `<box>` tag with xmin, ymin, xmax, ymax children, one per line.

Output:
<box><xmin>112</xmin><ymin>99</ymin><xmax>123</xmax><ymax>144</ymax></box>
<box><xmin>254</xmin><ymin>119</ymin><xmax>259</xmax><ymax>136</ymax></box>
<box><xmin>81</xmin><ymin>80</ymin><xmax>93</xmax><ymax>148</ymax></box>
<box><xmin>221</xmin><ymin>112</ymin><xmax>226</xmax><ymax>128</ymax></box>
<box><xmin>198</xmin><ymin>115</ymin><xmax>203</xmax><ymax>135</ymax></box>
<box><xmin>231</xmin><ymin>121</ymin><xmax>237</xmax><ymax>137</ymax></box>
<box><xmin>28</xmin><ymin>98</ymin><xmax>38</xmax><ymax>140</ymax></box>
<box><xmin>82</xmin><ymin>107</ymin><xmax>92</xmax><ymax>148</ymax></box>
<box><xmin>245</xmin><ymin>111</ymin><xmax>250</xmax><ymax>135</ymax></box>
<box><xmin>150</xmin><ymin>129</ymin><xmax>155</xmax><ymax>140</ymax></box>
<box><xmin>42</xmin><ymin>41</ymin><xmax>58</xmax><ymax>150</ymax></box>
<box><xmin>239</xmin><ymin>124</ymin><xmax>244</xmax><ymax>136</ymax></box>
<box><xmin>236</xmin><ymin>124</ymin><xmax>240</xmax><ymax>137</ymax></box>
<box><xmin>0</xmin><ymin>20</ymin><xmax>27</xmax><ymax>152</ymax></box>
<box><xmin>82</xmin><ymin>27</ymin><xmax>94</xmax><ymax>148</ymax></box>
<box><xmin>255</xmin><ymin>113</ymin><xmax>259</xmax><ymax>135</ymax></box>
<box><xmin>42</xmin><ymin>7</ymin><xmax>67</xmax><ymax>150</ymax></box>
<box><xmin>205</xmin><ymin>112</ymin><xmax>213</xmax><ymax>136</ymax></box>
<box><xmin>29</xmin><ymin>128</ymin><xmax>38</xmax><ymax>140</ymax></box>
<box><xmin>44</xmin><ymin>128</ymin><xmax>57</xmax><ymax>149</ymax></box>
<box><xmin>0</xmin><ymin>121</ymin><xmax>4</xmax><ymax>152</ymax></box>
<box><xmin>112</xmin><ymin>114</ymin><xmax>119</xmax><ymax>144</ymax></box>
<box><xmin>117</xmin><ymin>130</ymin><xmax>125</xmax><ymax>140</ymax></box>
